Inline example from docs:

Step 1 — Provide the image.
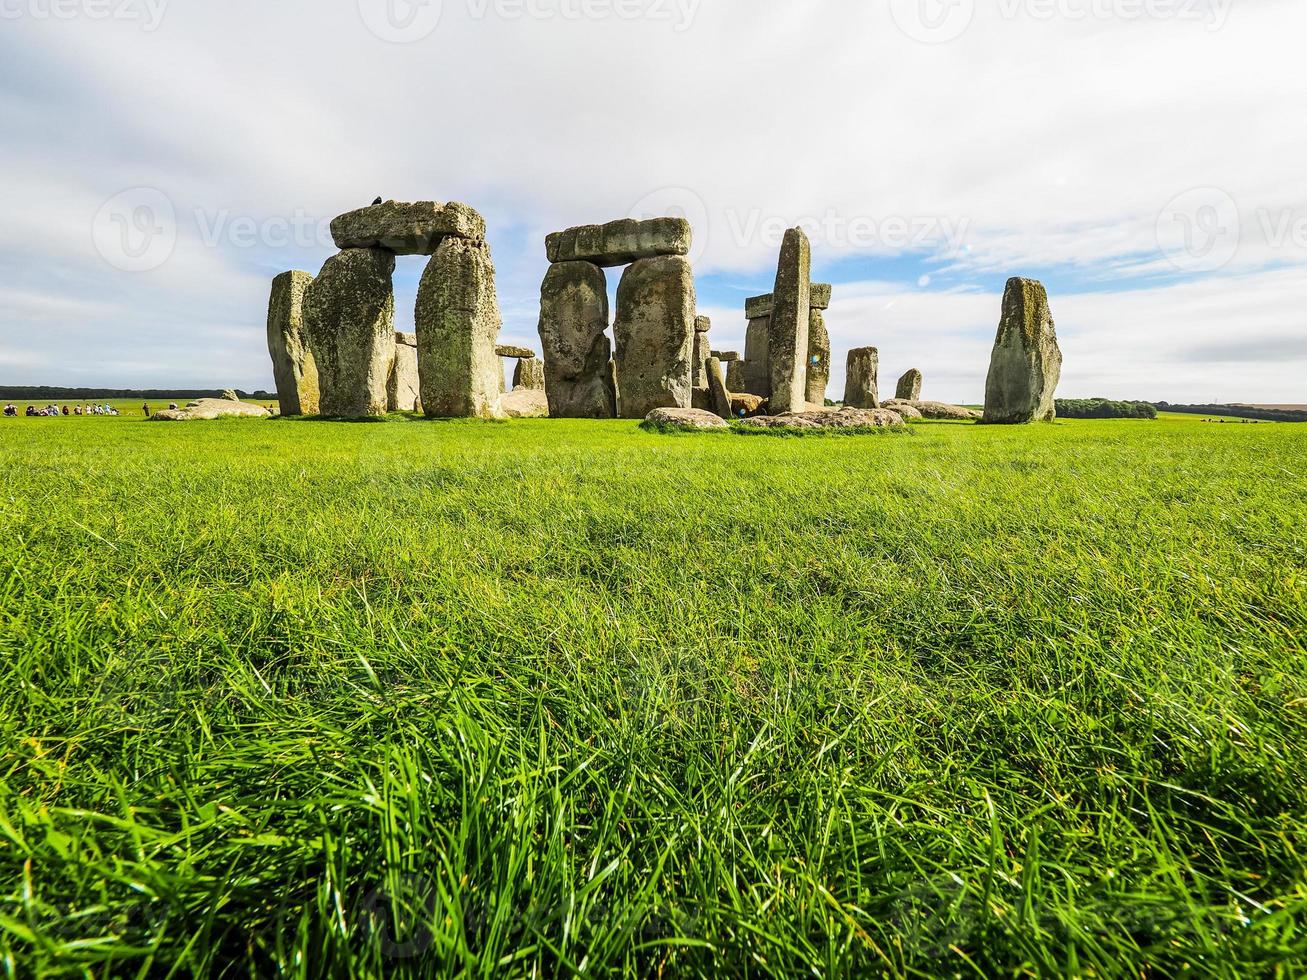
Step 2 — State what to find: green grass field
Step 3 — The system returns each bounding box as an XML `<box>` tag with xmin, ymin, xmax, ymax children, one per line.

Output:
<box><xmin>2</xmin><ymin>413</ymin><xmax>1304</xmax><ymax>977</ymax></box>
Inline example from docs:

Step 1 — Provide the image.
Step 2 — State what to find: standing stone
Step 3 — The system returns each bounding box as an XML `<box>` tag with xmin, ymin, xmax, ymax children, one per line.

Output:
<box><xmin>415</xmin><ymin>237</ymin><xmax>503</xmax><ymax>419</ymax></box>
<box><xmin>805</xmin><ymin>310</ymin><xmax>831</xmax><ymax>406</ymax></box>
<box><xmin>982</xmin><ymin>277</ymin><xmax>1063</xmax><ymax>424</ymax></box>
<box><xmin>389</xmin><ymin>332</ymin><xmax>421</xmax><ymax>412</ymax></box>
<box><xmin>844</xmin><ymin>347</ymin><xmax>881</xmax><ymax>409</ymax></box>
<box><xmin>302</xmin><ymin>247</ymin><xmax>396</xmax><ymax>418</ymax></box>
<box><xmin>767</xmin><ymin>228</ymin><xmax>811</xmax><ymax>415</ymax></box>
<box><xmin>742</xmin><ymin>316</ymin><xmax>771</xmax><ymax>397</ymax></box>
<box><xmin>692</xmin><ymin>316</ymin><xmax>712</xmax><ymax>387</ymax></box>
<box><xmin>267</xmin><ymin>270</ymin><xmax>319</xmax><ymax>416</ymax></box>
<box><xmin>613</xmin><ymin>255</ymin><xmax>696</xmax><ymax>419</ymax></box>
<box><xmin>726</xmin><ymin>360</ymin><xmax>746</xmax><ymax>393</ymax></box>
<box><xmin>896</xmin><ymin>369</ymin><xmax>923</xmax><ymax>402</ymax></box>
<box><xmin>512</xmin><ymin>357</ymin><xmax>545</xmax><ymax>391</ymax></box>
<box><xmin>538</xmin><ymin>261</ymin><xmax>616</xmax><ymax>418</ymax></box>
<box><xmin>705</xmin><ymin>357</ymin><xmax>732</xmax><ymax>419</ymax></box>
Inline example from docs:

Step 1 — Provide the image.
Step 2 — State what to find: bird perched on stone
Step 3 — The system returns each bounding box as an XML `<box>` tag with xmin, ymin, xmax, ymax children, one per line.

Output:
<box><xmin>371</xmin><ymin>196</ymin><xmax>383</xmax><ymax>205</ymax></box>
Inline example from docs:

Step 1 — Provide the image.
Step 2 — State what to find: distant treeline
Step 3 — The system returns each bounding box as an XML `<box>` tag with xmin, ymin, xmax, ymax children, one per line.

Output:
<box><xmin>1156</xmin><ymin>403</ymin><xmax>1307</xmax><ymax>423</ymax></box>
<box><xmin>1056</xmin><ymin>398</ymin><xmax>1158</xmax><ymax>420</ymax></box>
<box><xmin>0</xmin><ymin>387</ymin><xmax>274</xmax><ymax>401</ymax></box>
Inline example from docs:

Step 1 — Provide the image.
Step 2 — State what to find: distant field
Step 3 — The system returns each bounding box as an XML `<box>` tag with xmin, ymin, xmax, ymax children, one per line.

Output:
<box><xmin>1</xmin><ymin>415</ymin><xmax>1304</xmax><ymax>976</ymax></box>
<box><xmin>1239</xmin><ymin>404</ymin><xmax>1307</xmax><ymax>412</ymax></box>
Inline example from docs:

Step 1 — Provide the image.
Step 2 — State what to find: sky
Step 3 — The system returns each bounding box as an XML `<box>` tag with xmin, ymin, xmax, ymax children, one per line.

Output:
<box><xmin>1</xmin><ymin>0</ymin><xmax>1303</xmax><ymax>404</ymax></box>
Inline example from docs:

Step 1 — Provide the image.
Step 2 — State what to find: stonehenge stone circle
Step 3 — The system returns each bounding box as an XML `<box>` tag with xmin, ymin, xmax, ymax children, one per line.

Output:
<box><xmin>844</xmin><ymin>347</ymin><xmax>881</xmax><ymax>409</ymax></box>
<box><xmin>547</xmin><ymin>217</ymin><xmax>691</xmax><ymax>267</ymax></box>
<box><xmin>895</xmin><ymin>369</ymin><xmax>923</xmax><ymax>402</ymax></box>
<box><xmin>613</xmin><ymin>254</ymin><xmax>696</xmax><ymax>419</ymax></box>
<box><xmin>267</xmin><ymin>270</ymin><xmax>319</xmax><ymax>417</ymax></box>
<box><xmin>806</xmin><ymin>309</ymin><xmax>831</xmax><ymax>406</ymax></box>
<box><xmin>513</xmin><ymin>356</ymin><xmax>546</xmax><ymax>391</ymax></box>
<box><xmin>388</xmin><ymin>332</ymin><xmax>421</xmax><ymax>412</ymax></box>
<box><xmin>983</xmin><ymin>277</ymin><xmax>1063</xmax><ymax>424</ymax></box>
<box><xmin>705</xmin><ymin>356</ymin><xmax>732</xmax><ymax>419</ymax></box>
<box><xmin>302</xmin><ymin>247</ymin><xmax>396</xmax><ymax>418</ymax></box>
<box><xmin>693</xmin><ymin>315</ymin><xmax>712</xmax><ymax>387</ymax></box>
<box><xmin>415</xmin><ymin>237</ymin><xmax>504</xmax><ymax>419</ymax></box>
<box><xmin>330</xmin><ymin>200</ymin><xmax>486</xmax><ymax>255</ymax></box>
<box><xmin>538</xmin><ymin>260</ymin><xmax>617</xmax><ymax>418</ymax></box>
<box><xmin>767</xmin><ymin>227</ymin><xmax>812</xmax><ymax>415</ymax></box>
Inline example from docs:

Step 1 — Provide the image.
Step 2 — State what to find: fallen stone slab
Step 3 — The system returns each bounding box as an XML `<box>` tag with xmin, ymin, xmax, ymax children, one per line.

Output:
<box><xmin>149</xmin><ymin>398</ymin><xmax>270</xmax><ymax>421</ymax></box>
<box><xmin>546</xmin><ymin>217</ymin><xmax>691</xmax><ymax>267</ymax></box>
<box><xmin>886</xmin><ymin>399</ymin><xmax>981</xmax><ymax>421</ymax></box>
<box><xmin>729</xmin><ymin>392</ymin><xmax>765</xmax><ymax>417</ymax></box>
<box><xmin>887</xmin><ymin>402</ymin><xmax>923</xmax><ymax>420</ymax></box>
<box><xmin>496</xmin><ymin>344</ymin><xmax>535</xmax><ymax>359</ymax></box>
<box><xmin>330</xmin><ymin>200</ymin><xmax>486</xmax><ymax>255</ymax></box>
<box><xmin>743</xmin><ymin>407</ymin><xmax>905</xmax><ymax>430</ymax></box>
<box><xmin>501</xmin><ymin>387</ymin><xmax>549</xmax><ymax>418</ymax></box>
<box><xmin>641</xmin><ymin>407</ymin><xmax>730</xmax><ymax>431</ymax></box>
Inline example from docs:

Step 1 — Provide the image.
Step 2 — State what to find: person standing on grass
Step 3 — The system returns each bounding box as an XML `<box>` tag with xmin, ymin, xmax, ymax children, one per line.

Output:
<box><xmin>142</xmin><ymin>401</ymin><xmax>151</xmax><ymax>418</ymax></box>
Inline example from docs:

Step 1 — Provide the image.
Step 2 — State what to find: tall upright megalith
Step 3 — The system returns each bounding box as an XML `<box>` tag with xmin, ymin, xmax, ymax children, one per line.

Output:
<box><xmin>538</xmin><ymin>261</ymin><xmax>617</xmax><ymax>418</ymax></box>
<box><xmin>741</xmin><ymin>297</ymin><xmax>772</xmax><ymax>397</ymax></box>
<box><xmin>983</xmin><ymin>277</ymin><xmax>1063</xmax><ymax>424</ymax></box>
<box><xmin>302</xmin><ymin>248</ymin><xmax>396</xmax><ymax>418</ymax></box>
<box><xmin>896</xmin><ymin>369</ymin><xmax>923</xmax><ymax>402</ymax></box>
<box><xmin>415</xmin><ymin>237</ymin><xmax>504</xmax><ymax>419</ymax></box>
<box><xmin>806</xmin><ymin>311</ymin><xmax>831</xmax><ymax>406</ymax></box>
<box><xmin>266</xmin><ymin>270</ymin><xmax>319</xmax><ymax>416</ymax></box>
<box><xmin>844</xmin><ymin>347</ymin><xmax>880</xmax><ymax>409</ymax></box>
<box><xmin>692</xmin><ymin>316</ymin><xmax>712</xmax><ymax>387</ymax></box>
<box><xmin>513</xmin><ymin>357</ymin><xmax>546</xmax><ymax>391</ymax></box>
<box><xmin>613</xmin><ymin>255</ymin><xmax>696</xmax><ymax>419</ymax></box>
<box><xmin>389</xmin><ymin>332</ymin><xmax>421</xmax><ymax>412</ymax></box>
<box><xmin>767</xmin><ymin>228</ymin><xmax>812</xmax><ymax>415</ymax></box>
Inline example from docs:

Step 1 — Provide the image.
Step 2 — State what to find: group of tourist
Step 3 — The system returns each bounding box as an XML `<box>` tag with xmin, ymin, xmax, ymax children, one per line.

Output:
<box><xmin>2</xmin><ymin>403</ymin><xmax>122</xmax><ymax>417</ymax></box>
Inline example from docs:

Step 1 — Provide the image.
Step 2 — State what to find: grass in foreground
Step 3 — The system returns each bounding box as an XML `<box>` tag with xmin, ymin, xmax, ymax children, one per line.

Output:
<box><xmin>1</xmin><ymin>415</ymin><xmax>1305</xmax><ymax>977</ymax></box>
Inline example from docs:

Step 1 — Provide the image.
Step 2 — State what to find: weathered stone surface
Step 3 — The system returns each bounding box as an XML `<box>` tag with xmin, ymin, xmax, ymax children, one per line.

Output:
<box><xmin>726</xmin><ymin>360</ymin><xmax>746</xmax><ymax>393</ymax></box>
<box><xmin>512</xmin><ymin>356</ymin><xmax>546</xmax><ymax>391</ymax></box>
<box><xmin>692</xmin><ymin>325</ymin><xmax>712</xmax><ymax>387</ymax></box>
<box><xmin>501</xmin><ymin>387</ymin><xmax>549</xmax><ymax>418</ymax></box>
<box><xmin>150</xmin><ymin>398</ymin><xmax>270</xmax><ymax>421</ymax></box>
<box><xmin>730</xmin><ymin>392</ymin><xmax>766</xmax><ymax>417</ymax></box>
<box><xmin>546</xmin><ymin>217</ymin><xmax>691</xmax><ymax>267</ymax></box>
<box><xmin>691</xmin><ymin>386</ymin><xmax>713</xmax><ymax>412</ymax></box>
<box><xmin>415</xmin><ymin>237</ymin><xmax>503</xmax><ymax>419</ymax></box>
<box><xmin>712</xmin><ymin>350</ymin><xmax>741</xmax><ymax>363</ymax></box>
<box><xmin>844</xmin><ymin>347</ymin><xmax>880</xmax><ymax>409</ymax></box>
<box><xmin>496</xmin><ymin>344</ymin><xmax>535</xmax><ymax>359</ymax></box>
<box><xmin>767</xmin><ymin>228</ymin><xmax>812</xmax><ymax>415</ymax></box>
<box><xmin>302</xmin><ymin>247</ymin><xmax>396</xmax><ymax>418</ymax></box>
<box><xmin>388</xmin><ymin>333</ymin><xmax>421</xmax><ymax>412</ymax></box>
<box><xmin>220</xmin><ymin>389</ymin><xmax>240</xmax><ymax>402</ymax></box>
<box><xmin>267</xmin><ymin>270</ymin><xmax>319</xmax><ymax>417</ymax></box>
<box><xmin>613</xmin><ymin>255</ymin><xmax>696</xmax><ymax>419</ymax></box>
<box><xmin>705</xmin><ymin>357</ymin><xmax>732</xmax><ymax>419</ymax></box>
<box><xmin>745</xmin><ymin>294</ymin><xmax>773</xmax><ymax>320</ymax></box>
<box><xmin>896</xmin><ymin>369</ymin><xmax>923</xmax><ymax>402</ymax></box>
<box><xmin>537</xmin><ymin>261</ymin><xmax>616</xmax><ymax>418</ymax></box>
<box><xmin>641</xmin><ymin>407</ymin><xmax>729</xmax><ymax>431</ymax></box>
<box><xmin>890</xmin><ymin>402</ymin><xmax>924</xmax><ymax>420</ymax></box>
<box><xmin>809</xmin><ymin>283</ymin><xmax>832</xmax><ymax>311</ymax></box>
<box><xmin>744</xmin><ymin>407</ymin><xmax>905</xmax><ymax>430</ymax></box>
<box><xmin>805</xmin><ymin>311</ymin><xmax>831</xmax><ymax>405</ymax></box>
<box><xmin>742</xmin><ymin>317</ymin><xmax>771</xmax><ymax>396</ymax></box>
<box><xmin>983</xmin><ymin>277</ymin><xmax>1063</xmax><ymax>424</ymax></box>
<box><xmin>887</xmin><ymin>399</ymin><xmax>981</xmax><ymax>421</ymax></box>
<box><xmin>330</xmin><ymin>200</ymin><xmax>485</xmax><ymax>255</ymax></box>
